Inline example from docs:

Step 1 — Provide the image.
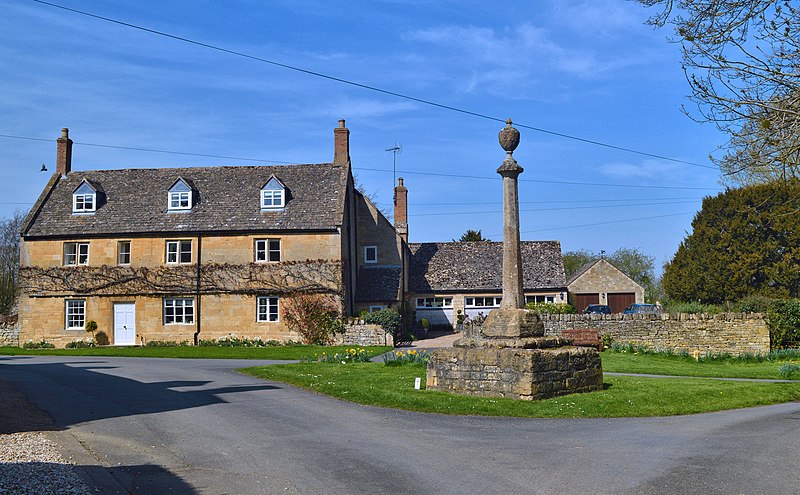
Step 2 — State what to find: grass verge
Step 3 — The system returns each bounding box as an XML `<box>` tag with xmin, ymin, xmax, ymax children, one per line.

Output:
<box><xmin>0</xmin><ymin>345</ymin><xmax>391</xmax><ymax>360</ymax></box>
<box><xmin>600</xmin><ymin>352</ymin><xmax>800</xmax><ymax>380</ymax></box>
<box><xmin>241</xmin><ymin>362</ymin><xmax>800</xmax><ymax>418</ymax></box>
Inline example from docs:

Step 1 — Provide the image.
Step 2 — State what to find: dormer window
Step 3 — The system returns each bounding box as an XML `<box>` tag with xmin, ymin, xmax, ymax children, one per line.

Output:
<box><xmin>168</xmin><ymin>178</ymin><xmax>193</xmax><ymax>211</ymax></box>
<box><xmin>72</xmin><ymin>180</ymin><xmax>97</xmax><ymax>213</ymax></box>
<box><xmin>261</xmin><ymin>176</ymin><xmax>286</xmax><ymax>209</ymax></box>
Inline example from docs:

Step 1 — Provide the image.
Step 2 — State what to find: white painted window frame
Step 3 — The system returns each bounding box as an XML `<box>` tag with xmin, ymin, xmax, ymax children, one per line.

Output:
<box><xmin>168</xmin><ymin>191</ymin><xmax>192</xmax><ymax>211</ymax></box>
<box><xmin>163</xmin><ymin>298</ymin><xmax>194</xmax><ymax>324</ymax></box>
<box><xmin>166</xmin><ymin>240</ymin><xmax>192</xmax><ymax>264</ymax></box>
<box><xmin>255</xmin><ymin>239</ymin><xmax>281</xmax><ymax>262</ymax></box>
<box><xmin>64</xmin><ymin>242</ymin><xmax>89</xmax><ymax>266</ymax></box>
<box><xmin>65</xmin><ymin>299</ymin><xmax>86</xmax><ymax>330</ymax></box>
<box><xmin>260</xmin><ymin>189</ymin><xmax>285</xmax><ymax>209</ymax></box>
<box><xmin>256</xmin><ymin>296</ymin><xmax>280</xmax><ymax>322</ymax></box>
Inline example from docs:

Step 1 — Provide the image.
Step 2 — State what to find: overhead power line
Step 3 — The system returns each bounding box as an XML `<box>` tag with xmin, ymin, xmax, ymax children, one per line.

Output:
<box><xmin>0</xmin><ymin>133</ymin><xmax>721</xmax><ymax>191</ymax></box>
<box><xmin>0</xmin><ymin>133</ymin><xmax>292</xmax><ymax>164</ymax></box>
<box><xmin>508</xmin><ymin>212</ymin><xmax>695</xmax><ymax>236</ymax></box>
<box><xmin>409</xmin><ymin>200</ymin><xmax>699</xmax><ymax>217</ymax></box>
<box><xmin>31</xmin><ymin>0</ymin><xmax>718</xmax><ymax>171</ymax></box>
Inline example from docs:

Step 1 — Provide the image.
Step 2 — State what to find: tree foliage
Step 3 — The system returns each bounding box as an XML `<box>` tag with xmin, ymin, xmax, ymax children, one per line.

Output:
<box><xmin>662</xmin><ymin>180</ymin><xmax>800</xmax><ymax>303</ymax></box>
<box><xmin>453</xmin><ymin>229</ymin><xmax>488</xmax><ymax>242</ymax></box>
<box><xmin>639</xmin><ymin>0</ymin><xmax>800</xmax><ymax>185</ymax></box>
<box><xmin>0</xmin><ymin>211</ymin><xmax>24</xmax><ymax>315</ymax></box>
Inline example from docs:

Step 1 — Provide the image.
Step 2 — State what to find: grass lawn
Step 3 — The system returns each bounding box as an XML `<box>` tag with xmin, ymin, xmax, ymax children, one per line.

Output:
<box><xmin>0</xmin><ymin>345</ymin><xmax>391</xmax><ymax>360</ymax></box>
<box><xmin>241</xmin><ymin>361</ymin><xmax>800</xmax><ymax>418</ymax></box>
<box><xmin>600</xmin><ymin>351</ymin><xmax>800</xmax><ymax>380</ymax></box>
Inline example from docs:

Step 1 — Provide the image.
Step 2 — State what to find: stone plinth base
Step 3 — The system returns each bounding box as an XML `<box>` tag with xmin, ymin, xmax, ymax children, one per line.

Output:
<box><xmin>481</xmin><ymin>308</ymin><xmax>544</xmax><ymax>338</ymax></box>
<box><xmin>426</xmin><ymin>346</ymin><xmax>603</xmax><ymax>401</ymax></box>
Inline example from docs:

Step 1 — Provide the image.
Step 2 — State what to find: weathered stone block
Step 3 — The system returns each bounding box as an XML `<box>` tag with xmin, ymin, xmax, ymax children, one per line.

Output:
<box><xmin>481</xmin><ymin>308</ymin><xmax>544</xmax><ymax>338</ymax></box>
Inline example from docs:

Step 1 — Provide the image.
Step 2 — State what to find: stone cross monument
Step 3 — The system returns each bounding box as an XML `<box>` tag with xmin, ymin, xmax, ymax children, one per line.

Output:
<box><xmin>425</xmin><ymin>119</ymin><xmax>604</xmax><ymax>400</ymax></box>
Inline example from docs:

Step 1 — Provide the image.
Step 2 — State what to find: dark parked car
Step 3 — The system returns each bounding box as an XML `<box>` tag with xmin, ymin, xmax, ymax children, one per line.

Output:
<box><xmin>583</xmin><ymin>304</ymin><xmax>611</xmax><ymax>314</ymax></box>
<box><xmin>623</xmin><ymin>303</ymin><xmax>660</xmax><ymax>315</ymax></box>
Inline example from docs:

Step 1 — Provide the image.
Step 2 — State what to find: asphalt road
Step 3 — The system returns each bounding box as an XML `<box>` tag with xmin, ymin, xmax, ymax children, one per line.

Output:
<box><xmin>2</xmin><ymin>355</ymin><xmax>799</xmax><ymax>494</ymax></box>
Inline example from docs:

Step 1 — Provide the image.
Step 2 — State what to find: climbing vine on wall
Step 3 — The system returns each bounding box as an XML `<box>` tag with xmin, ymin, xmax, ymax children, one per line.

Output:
<box><xmin>18</xmin><ymin>260</ymin><xmax>342</xmax><ymax>297</ymax></box>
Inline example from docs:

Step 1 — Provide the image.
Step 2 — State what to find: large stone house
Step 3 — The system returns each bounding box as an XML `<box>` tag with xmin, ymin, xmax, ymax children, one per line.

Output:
<box><xmin>407</xmin><ymin>241</ymin><xmax>568</xmax><ymax>326</ymax></box>
<box><xmin>18</xmin><ymin>121</ymin><xmax>405</xmax><ymax>346</ymax></box>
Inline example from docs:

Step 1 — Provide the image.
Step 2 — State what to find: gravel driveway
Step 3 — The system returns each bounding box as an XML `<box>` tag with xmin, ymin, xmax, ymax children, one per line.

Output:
<box><xmin>0</xmin><ymin>379</ymin><xmax>90</xmax><ymax>495</ymax></box>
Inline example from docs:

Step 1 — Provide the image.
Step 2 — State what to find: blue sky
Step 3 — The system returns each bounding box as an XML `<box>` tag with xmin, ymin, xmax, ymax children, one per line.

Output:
<box><xmin>0</xmin><ymin>0</ymin><xmax>725</xmax><ymax>272</ymax></box>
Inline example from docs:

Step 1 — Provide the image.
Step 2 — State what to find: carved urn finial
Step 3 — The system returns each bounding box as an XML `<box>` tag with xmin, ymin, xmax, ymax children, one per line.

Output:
<box><xmin>498</xmin><ymin>118</ymin><xmax>520</xmax><ymax>154</ymax></box>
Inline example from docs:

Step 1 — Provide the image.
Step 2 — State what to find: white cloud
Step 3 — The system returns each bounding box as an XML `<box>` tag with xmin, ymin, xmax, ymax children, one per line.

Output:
<box><xmin>598</xmin><ymin>159</ymin><xmax>683</xmax><ymax>180</ymax></box>
<box><xmin>322</xmin><ymin>98</ymin><xmax>418</xmax><ymax>119</ymax></box>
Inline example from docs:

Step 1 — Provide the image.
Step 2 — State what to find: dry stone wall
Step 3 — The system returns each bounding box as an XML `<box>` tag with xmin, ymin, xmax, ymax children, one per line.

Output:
<box><xmin>540</xmin><ymin>313</ymin><xmax>770</xmax><ymax>355</ymax></box>
<box><xmin>0</xmin><ymin>315</ymin><xmax>19</xmax><ymax>347</ymax></box>
<box><xmin>336</xmin><ymin>323</ymin><xmax>393</xmax><ymax>347</ymax></box>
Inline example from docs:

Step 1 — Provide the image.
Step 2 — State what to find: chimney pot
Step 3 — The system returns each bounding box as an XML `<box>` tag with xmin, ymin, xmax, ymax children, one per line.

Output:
<box><xmin>333</xmin><ymin>119</ymin><xmax>350</xmax><ymax>166</ymax></box>
<box><xmin>394</xmin><ymin>177</ymin><xmax>408</xmax><ymax>242</ymax></box>
<box><xmin>56</xmin><ymin>127</ymin><xmax>73</xmax><ymax>177</ymax></box>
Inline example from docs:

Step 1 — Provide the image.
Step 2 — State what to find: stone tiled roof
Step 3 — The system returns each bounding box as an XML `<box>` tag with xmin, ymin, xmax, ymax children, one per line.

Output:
<box><xmin>23</xmin><ymin>163</ymin><xmax>348</xmax><ymax>238</ymax></box>
<box><xmin>355</xmin><ymin>267</ymin><xmax>402</xmax><ymax>302</ymax></box>
<box><xmin>566</xmin><ymin>259</ymin><xmax>602</xmax><ymax>285</ymax></box>
<box><xmin>408</xmin><ymin>241</ymin><xmax>566</xmax><ymax>293</ymax></box>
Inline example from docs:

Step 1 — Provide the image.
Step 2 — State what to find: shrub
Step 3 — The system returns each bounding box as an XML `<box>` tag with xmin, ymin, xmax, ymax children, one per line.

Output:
<box><xmin>95</xmin><ymin>331</ymin><xmax>109</xmax><ymax>346</ymax></box>
<box><xmin>663</xmin><ymin>301</ymin><xmax>723</xmax><ymax>314</ymax></box>
<box><xmin>734</xmin><ymin>296</ymin><xmax>773</xmax><ymax>313</ymax></box>
<box><xmin>601</xmin><ymin>334</ymin><xmax>615</xmax><ymax>350</ymax></box>
<box><xmin>65</xmin><ymin>339</ymin><xmax>96</xmax><ymax>349</ymax></box>
<box><xmin>144</xmin><ymin>340</ymin><xmax>191</xmax><ymax>347</ymax></box>
<box><xmin>282</xmin><ymin>293</ymin><xmax>344</xmax><ymax>345</ymax></box>
<box><xmin>359</xmin><ymin>308</ymin><xmax>401</xmax><ymax>338</ymax></box>
<box><xmin>766</xmin><ymin>299</ymin><xmax>800</xmax><ymax>349</ymax></box>
<box><xmin>197</xmin><ymin>335</ymin><xmax>290</xmax><ymax>347</ymax></box>
<box><xmin>525</xmin><ymin>302</ymin><xmax>576</xmax><ymax>314</ymax></box>
<box><xmin>85</xmin><ymin>320</ymin><xmax>98</xmax><ymax>338</ymax></box>
<box><xmin>22</xmin><ymin>339</ymin><xmax>55</xmax><ymax>349</ymax></box>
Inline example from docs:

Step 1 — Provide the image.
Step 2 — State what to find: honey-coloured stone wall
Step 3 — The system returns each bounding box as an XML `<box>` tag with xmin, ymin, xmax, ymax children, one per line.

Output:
<box><xmin>427</xmin><ymin>346</ymin><xmax>603</xmax><ymax>400</ymax></box>
<box><xmin>541</xmin><ymin>313</ymin><xmax>770</xmax><ymax>355</ymax></box>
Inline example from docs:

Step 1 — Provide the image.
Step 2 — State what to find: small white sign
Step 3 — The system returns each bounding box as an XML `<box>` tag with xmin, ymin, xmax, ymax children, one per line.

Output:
<box><xmin>414</xmin><ymin>377</ymin><xmax>421</xmax><ymax>390</ymax></box>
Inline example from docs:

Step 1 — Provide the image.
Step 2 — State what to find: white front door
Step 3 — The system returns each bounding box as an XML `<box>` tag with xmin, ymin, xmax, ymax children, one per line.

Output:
<box><xmin>114</xmin><ymin>303</ymin><xmax>136</xmax><ymax>346</ymax></box>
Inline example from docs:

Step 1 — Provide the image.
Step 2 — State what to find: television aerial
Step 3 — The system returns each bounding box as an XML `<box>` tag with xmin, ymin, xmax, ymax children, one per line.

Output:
<box><xmin>385</xmin><ymin>143</ymin><xmax>401</xmax><ymax>185</ymax></box>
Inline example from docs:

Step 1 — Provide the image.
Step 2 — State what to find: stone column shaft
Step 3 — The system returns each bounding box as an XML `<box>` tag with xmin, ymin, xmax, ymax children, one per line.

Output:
<box><xmin>500</xmin><ymin>169</ymin><xmax>524</xmax><ymax>309</ymax></box>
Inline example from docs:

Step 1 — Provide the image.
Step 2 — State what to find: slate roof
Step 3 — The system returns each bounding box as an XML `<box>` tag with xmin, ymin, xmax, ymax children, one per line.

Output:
<box><xmin>355</xmin><ymin>267</ymin><xmax>402</xmax><ymax>302</ymax></box>
<box><xmin>408</xmin><ymin>241</ymin><xmax>566</xmax><ymax>293</ymax></box>
<box><xmin>23</xmin><ymin>163</ymin><xmax>348</xmax><ymax>238</ymax></box>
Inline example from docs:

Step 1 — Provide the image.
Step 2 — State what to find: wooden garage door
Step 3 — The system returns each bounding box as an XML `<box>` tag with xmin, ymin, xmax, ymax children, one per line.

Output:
<box><xmin>574</xmin><ymin>293</ymin><xmax>599</xmax><ymax>313</ymax></box>
<box><xmin>608</xmin><ymin>292</ymin><xmax>636</xmax><ymax>314</ymax></box>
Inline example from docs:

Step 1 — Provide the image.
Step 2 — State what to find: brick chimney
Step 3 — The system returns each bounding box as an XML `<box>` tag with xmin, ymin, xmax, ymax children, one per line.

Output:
<box><xmin>394</xmin><ymin>177</ymin><xmax>408</xmax><ymax>242</ymax></box>
<box><xmin>56</xmin><ymin>128</ymin><xmax>72</xmax><ymax>177</ymax></box>
<box><xmin>333</xmin><ymin>119</ymin><xmax>350</xmax><ymax>166</ymax></box>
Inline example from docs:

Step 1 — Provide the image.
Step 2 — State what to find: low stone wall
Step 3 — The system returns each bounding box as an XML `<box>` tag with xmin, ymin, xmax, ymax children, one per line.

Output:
<box><xmin>336</xmin><ymin>323</ymin><xmax>394</xmax><ymax>347</ymax></box>
<box><xmin>427</xmin><ymin>346</ymin><xmax>603</xmax><ymax>400</ymax></box>
<box><xmin>540</xmin><ymin>313</ymin><xmax>770</xmax><ymax>355</ymax></box>
<box><xmin>0</xmin><ymin>315</ymin><xmax>19</xmax><ymax>347</ymax></box>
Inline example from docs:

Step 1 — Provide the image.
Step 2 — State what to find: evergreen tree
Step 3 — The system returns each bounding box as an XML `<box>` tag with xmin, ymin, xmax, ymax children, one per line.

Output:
<box><xmin>662</xmin><ymin>180</ymin><xmax>800</xmax><ymax>303</ymax></box>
